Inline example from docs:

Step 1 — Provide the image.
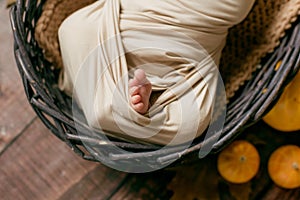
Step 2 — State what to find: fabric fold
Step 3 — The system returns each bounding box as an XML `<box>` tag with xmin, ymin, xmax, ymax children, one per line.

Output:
<box><xmin>58</xmin><ymin>0</ymin><xmax>255</xmax><ymax>145</ymax></box>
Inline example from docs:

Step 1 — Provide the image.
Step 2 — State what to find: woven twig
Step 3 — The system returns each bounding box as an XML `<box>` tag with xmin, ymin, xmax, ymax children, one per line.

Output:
<box><xmin>10</xmin><ymin>0</ymin><xmax>300</xmax><ymax>167</ymax></box>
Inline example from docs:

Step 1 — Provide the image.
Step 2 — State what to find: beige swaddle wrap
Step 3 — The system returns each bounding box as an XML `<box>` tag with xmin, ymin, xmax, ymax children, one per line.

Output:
<box><xmin>58</xmin><ymin>0</ymin><xmax>255</xmax><ymax>145</ymax></box>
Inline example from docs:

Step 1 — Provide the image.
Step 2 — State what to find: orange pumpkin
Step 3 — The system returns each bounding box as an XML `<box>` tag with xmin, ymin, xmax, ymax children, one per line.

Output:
<box><xmin>217</xmin><ymin>140</ymin><xmax>260</xmax><ymax>184</ymax></box>
<box><xmin>263</xmin><ymin>70</ymin><xmax>300</xmax><ymax>131</ymax></box>
<box><xmin>268</xmin><ymin>145</ymin><xmax>300</xmax><ymax>189</ymax></box>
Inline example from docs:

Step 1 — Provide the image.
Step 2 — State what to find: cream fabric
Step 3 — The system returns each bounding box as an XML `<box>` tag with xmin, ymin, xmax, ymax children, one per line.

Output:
<box><xmin>58</xmin><ymin>0</ymin><xmax>255</xmax><ymax>145</ymax></box>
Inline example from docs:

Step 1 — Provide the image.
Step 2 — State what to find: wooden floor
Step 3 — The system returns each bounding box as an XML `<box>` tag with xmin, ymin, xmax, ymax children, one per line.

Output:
<box><xmin>1</xmin><ymin>1</ymin><xmax>300</xmax><ymax>199</ymax></box>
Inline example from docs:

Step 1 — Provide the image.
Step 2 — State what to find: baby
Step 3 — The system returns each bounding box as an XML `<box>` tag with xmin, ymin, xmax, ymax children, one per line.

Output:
<box><xmin>128</xmin><ymin>69</ymin><xmax>152</xmax><ymax>114</ymax></box>
<box><xmin>58</xmin><ymin>0</ymin><xmax>255</xmax><ymax>145</ymax></box>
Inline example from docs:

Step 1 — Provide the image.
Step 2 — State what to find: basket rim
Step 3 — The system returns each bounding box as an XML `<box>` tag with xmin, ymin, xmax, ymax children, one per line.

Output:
<box><xmin>9</xmin><ymin>0</ymin><xmax>300</xmax><ymax>167</ymax></box>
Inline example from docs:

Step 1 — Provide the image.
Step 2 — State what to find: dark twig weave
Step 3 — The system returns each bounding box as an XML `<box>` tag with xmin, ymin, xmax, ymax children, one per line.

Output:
<box><xmin>10</xmin><ymin>0</ymin><xmax>300</xmax><ymax>167</ymax></box>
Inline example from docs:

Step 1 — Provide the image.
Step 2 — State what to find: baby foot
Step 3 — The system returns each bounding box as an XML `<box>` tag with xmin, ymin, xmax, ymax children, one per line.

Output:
<box><xmin>129</xmin><ymin>69</ymin><xmax>152</xmax><ymax>114</ymax></box>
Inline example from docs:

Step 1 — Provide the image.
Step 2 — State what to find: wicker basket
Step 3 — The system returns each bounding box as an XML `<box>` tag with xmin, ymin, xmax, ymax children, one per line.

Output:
<box><xmin>10</xmin><ymin>0</ymin><xmax>300</xmax><ymax>168</ymax></box>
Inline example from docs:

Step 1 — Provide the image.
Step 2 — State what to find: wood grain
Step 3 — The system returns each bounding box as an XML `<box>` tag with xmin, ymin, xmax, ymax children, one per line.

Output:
<box><xmin>110</xmin><ymin>171</ymin><xmax>174</xmax><ymax>200</ymax></box>
<box><xmin>58</xmin><ymin>165</ymin><xmax>127</xmax><ymax>200</ymax></box>
<box><xmin>0</xmin><ymin>119</ymin><xmax>98</xmax><ymax>200</ymax></box>
<box><xmin>0</xmin><ymin>1</ymin><xmax>36</xmax><ymax>154</ymax></box>
<box><xmin>261</xmin><ymin>185</ymin><xmax>300</xmax><ymax>200</ymax></box>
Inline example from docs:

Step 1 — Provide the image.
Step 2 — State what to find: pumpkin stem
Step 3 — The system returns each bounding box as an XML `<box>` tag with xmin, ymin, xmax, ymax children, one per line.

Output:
<box><xmin>292</xmin><ymin>162</ymin><xmax>299</xmax><ymax>171</ymax></box>
<box><xmin>240</xmin><ymin>155</ymin><xmax>246</xmax><ymax>163</ymax></box>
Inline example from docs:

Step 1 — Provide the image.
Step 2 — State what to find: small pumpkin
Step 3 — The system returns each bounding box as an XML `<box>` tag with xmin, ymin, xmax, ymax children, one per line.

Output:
<box><xmin>268</xmin><ymin>145</ymin><xmax>300</xmax><ymax>189</ymax></box>
<box><xmin>263</xmin><ymin>70</ymin><xmax>300</xmax><ymax>132</ymax></box>
<box><xmin>217</xmin><ymin>140</ymin><xmax>260</xmax><ymax>184</ymax></box>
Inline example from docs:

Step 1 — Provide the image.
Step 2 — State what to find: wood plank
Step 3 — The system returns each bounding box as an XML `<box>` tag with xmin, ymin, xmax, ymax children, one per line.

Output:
<box><xmin>0</xmin><ymin>119</ymin><xmax>100</xmax><ymax>200</ymax></box>
<box><xmin>58</xmin><ymin>165</ymin><xmax>128</xmax><ymax>200</ymax></box>
<box><xmin>0</xmin><ymin>83</ymin><xmax>36</xmax><ymax>153</ymax></box>
<box><xmin>168</xmin><ymin>158</ymin><xmax>221</xmax><ymax>200</ymax></box>
<box><xmin>261</xmin><ymin>185</ymin><xmax>300</xmax><ymax>200</ymax></box>
<box><xmin>0</xmin><ymin>2</ymin><xmax>36</xmax><ymax>153</ymax></box>
<box><xmin>110</xmin><ymin>171</ymin><xmax>175</xmax><ymax>200</ymax></box>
